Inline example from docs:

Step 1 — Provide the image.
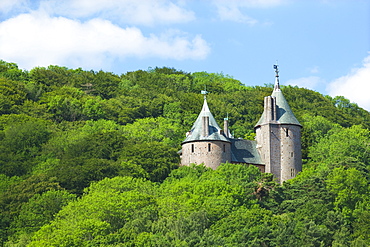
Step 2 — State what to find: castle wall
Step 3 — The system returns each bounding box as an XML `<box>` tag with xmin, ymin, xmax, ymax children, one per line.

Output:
<box><xmin>256</xmin><ymin>123</ymin><xmax>302</xmax><ymax>183</ymax></box>
<box><xmin>280</xmin><ymin>124</ymin><xmax>302</xmax><ymax>182</ymax></box>
<box><xmin>181</xmin><ymin>141</ymin><xmax>231</xmax><ymax>170</ymax></box>
<box><xmin>256</xmin><ymin>124</ymin><xmax>281</xmax><ymax>181</ymax></box>
<box><xmin>270</xmin><ymin>125</ymin><xmax>282</xmax><ymax>181</ymax></box>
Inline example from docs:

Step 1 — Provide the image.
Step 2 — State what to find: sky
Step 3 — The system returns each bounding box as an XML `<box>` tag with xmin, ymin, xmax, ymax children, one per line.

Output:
<box><xmin>1</xmin><ymin>0</ymin><xmax>370</xmax><ymax>110</ymax></box>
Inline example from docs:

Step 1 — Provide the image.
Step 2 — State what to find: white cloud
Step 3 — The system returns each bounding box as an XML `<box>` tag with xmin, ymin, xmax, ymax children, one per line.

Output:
<box><xmin>0</xmin><ymin>12</ymin><xmax>210</xmax><ymax>71</ymax></box>
<box><xmin>215</xmin><ymin>4</ymin><xmax>258</xmax><ymax>24</ymax></box>
<box><xmin>39</xmin><ymin>0</ymin><xmax>195</xmax><ymax>26</ymax></box>
<box><xmin>327</xmin><ymin>54</ymin><xmax>370</xmax><ymax>111</ymax></box>
<box><xmin>285</xmin><ymin>76</ymin><xmax>323</xmax><ymax>90</ymax></box>
<box><xmin>213</xmin><ymin>0</ymin><xmax>286</xmax><ymax>8</ymax></box>
<box><xmin>212</xmin><ymin>0</ymin><xmax>286</xmax><ymax>24</ymax></box>
<box><xmin>0</xmin><ymin>0</ymin><xmax>22</xmax><ymax>11</ymax></box>
<box><xmin>308</xmin><ymin>66</ymin><xmax>319</xmax><ymax>74</ymax></box>
<box><xmin>0</xmin><ymin>0</ymin><xmax>28</xmax><ymax>14</ymax></box>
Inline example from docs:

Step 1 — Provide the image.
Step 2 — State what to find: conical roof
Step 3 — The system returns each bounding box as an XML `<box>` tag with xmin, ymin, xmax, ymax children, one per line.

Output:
<box><xmin>255</xmin><ymin>70</ymin><xmax>301</xmax><ymax>127</ymax></box>
<box><xmin>182</xmin><ymin>97</ymin><xmax>230</xmax><ymax>144</ymax></box>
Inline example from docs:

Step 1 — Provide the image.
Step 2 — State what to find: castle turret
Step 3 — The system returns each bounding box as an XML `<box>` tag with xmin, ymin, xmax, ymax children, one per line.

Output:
<box><xmin>180</xmin><ymin>92</ymin><xmax>231</xmax><ymax>169</ymax></box>
<box><xmin>254</xmin><ymin>65</ymin><xmax>302</xmax><ymax>183</ymax></box>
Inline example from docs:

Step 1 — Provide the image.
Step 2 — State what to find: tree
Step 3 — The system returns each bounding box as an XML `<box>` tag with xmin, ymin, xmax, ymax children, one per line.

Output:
<box><xmin>7</xmin><ymin>190</ymin><xmax>75</xmax><ymax>246</ymax></box>
<box><xmin>326</xmin><ymin>167</ymin><xmax>368</xmax><ymax>219</ymax></box>
<box><xmin>0</xmin><ymin>119</ymin><xmax>51</xmax><ymax>176</ymax></box>
<box><xmin>29</xmin><ymin>177</ymin><xmax>157</xmax><ymax>247</ymax></box>
<box><xmin>352</xmin><ymin>201</ymin><xmax>370</xmax><ymax>245</ymax></box>
<box><xmin>157</xmin><ymin>164</ymin><xmax>261</xmax><ymax>226</ymax></box>
<box><xmin>119</xmin><ymin>142</ymin><xmax>179</xmax><ymax>182</ymax></box>
<box><xmin>0</xmin><ymin>60</ymin><xmax>28</xmax><ymax>82</ymax></box>
<box><xmin>122</xmin><ymin>117</ymin><xmax>184</xmax><ymax>147</ymax></box>
<box><xmin>40</xmin><ymin>86</ymin><xmax>84</xmax><ymax>122</ymax></box>
<box><xmin>191</xmin><ymin>72</ymin><xmax>245</xmax><ymax>94</ymax></box>
<box><xmin>42</xmin><ymin>121</ymin><xmax>128</xmax><ymax>194</ymax></box>
<box><xmin>300</xmin><ymin>114</ymin><xmax>341</xmax><ymax>160</ymax></box>
<box><xmin>1</xmin><ymin>61</ymin><xmax>370</xmax><ymax>246</ymax></box>
<box><xmin>90</xmin><ymin>70</ymin><xmax>121</xmax><ymax>99</ymax></box>
<box><xmin>308</xmin><ymin>125</ymin><xmax>370</xmax><ymax>172</ymax></box>
<box><xmin>205</xmin><ymin>206</ymin><xmax>273</xmax><ymax>246</ymax></box>
<box><xmin>0</xmin><ymin>78</ymin><xmax>27</xmax><ymax>114</ymax></box>
<box><xmin>0</xmin><ymin>174</ymin><xmax>62</xmax><ymax>244</ymax></box>
<box><xmin>0</xmin><ymin>174</ymin><xmax>22</xmax><ymax>244</ymax></box>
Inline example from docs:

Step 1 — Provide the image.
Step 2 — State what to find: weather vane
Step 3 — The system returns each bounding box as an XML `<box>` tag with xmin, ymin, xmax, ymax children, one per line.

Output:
<box><xmin>201</xmin><ymin>85</ymin><xmax>208</xmax><ymax>99</ymax></box>
<box><xmin>273</xmin><ymin>61</ymin><xmax>281</xmax><ymax>91</ymax></box>
<box><xmin>273</xmin><ymin>61</ymin><xmax>279</xmax><ymax>78</ymax></box>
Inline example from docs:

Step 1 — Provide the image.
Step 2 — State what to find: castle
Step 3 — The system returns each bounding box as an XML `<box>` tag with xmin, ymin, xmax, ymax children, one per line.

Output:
<box><xmin>179</xmin><ymin>65</ymin><xmax>302</xmax><ymax>183</ymax></box>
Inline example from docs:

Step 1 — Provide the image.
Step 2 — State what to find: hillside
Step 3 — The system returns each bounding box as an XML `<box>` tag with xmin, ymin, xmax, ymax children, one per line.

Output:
<box><xmin>0</xmin><ymin>61</ymin><xmax>369</xmax><ymax>246</ymax></box>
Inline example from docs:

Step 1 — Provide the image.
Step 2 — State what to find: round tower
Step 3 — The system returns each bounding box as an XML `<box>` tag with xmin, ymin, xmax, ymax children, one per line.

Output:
<box><xmin>254</xmin><ymin>65</ymin><xmax>302</xmax><ymax>183</ymax></box>
<box><xmin>279</xmin><ymin>124</ymin><xmax>302</xmax><ymax>181</ymax></box>
<box><xmin>180</xmin><ymin>93</ymin><xmax>231</xmax><ymax>169</ymax></box>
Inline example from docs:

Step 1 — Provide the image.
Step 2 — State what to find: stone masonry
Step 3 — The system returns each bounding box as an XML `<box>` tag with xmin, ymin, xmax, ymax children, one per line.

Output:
<box><xmin>179</xmin><ymin>65</ymin><xmax>302</xmax><ymax>183</ymax></box>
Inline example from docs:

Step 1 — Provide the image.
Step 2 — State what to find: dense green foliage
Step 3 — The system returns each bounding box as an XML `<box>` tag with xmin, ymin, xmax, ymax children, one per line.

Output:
<box><xmin>0</xmin><ymin>60</ymin><xmax>369</xmax><ymax>246</ymax></box>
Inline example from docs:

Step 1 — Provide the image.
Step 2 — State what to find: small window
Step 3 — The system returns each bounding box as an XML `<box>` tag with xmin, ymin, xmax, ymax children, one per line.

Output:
<box><xmin>291</xmin><ymin>152</ymin><xmax>294</xmax><ymax>157</ymax></box>
<box><xmin>208</xmin><ymin>143</ymin><xmax>211</xmax><ymax>152</ymax></box>
<box><xmin>291</xmin><ymin>168</ymin><xmax>295</xmax><ymax>177</ymax></box>
<box><xmin>285</xmin><ymin>128</ymin><xmax>289</xmax><ymax>137</ymax></box>
<box><xmin>223</xmin><ymin>144</ymin><xmax>226</xmax><ymax>152</ymax></box>
<box><xmin>191</xmin><ymin>144</ymin><xmax>194</xmax><ymax>153</ymax></box>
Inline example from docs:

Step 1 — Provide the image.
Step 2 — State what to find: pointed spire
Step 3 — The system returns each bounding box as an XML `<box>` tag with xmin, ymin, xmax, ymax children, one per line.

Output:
<box><xmin>273</xmin><ymin>63</ymin><xmax>281</xmax><ymax>92</ymax></box>
<box><xmin>201</xmin><ymin>96</ymin><xmax>210</xmax><ymax>112</ymax></box>
<box><xmin>182</xmin><ymin>90</ymin><xmax>230</xmax><ymax>144</ymax></box>
<box><xmin>255</xmin><ymin>64</ymin><xmax>302</xmax><ymax>127</ymax></box>
<box><xmin>201</xmin><ymin>89</ymin><xmax>210</xmax><ymax>112</ymax></box>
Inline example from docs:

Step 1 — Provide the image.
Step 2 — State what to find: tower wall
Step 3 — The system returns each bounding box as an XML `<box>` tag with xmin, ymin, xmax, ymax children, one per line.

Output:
<box><xmin>181</xmin><ymin>141</ymin><xmax>231</xmax><ymax>170</ymax></box>
<box><xmin>256</xmin><ymin>123</ymin><xmax>302</xmax><ymax>183</ymax></box>
<box><xmin>255</xmin><ymin>124</ymin><xmax>281</xmax><ymax>180</ymax></box>
<box><xmin>280</xmin><ymin>124</ymin><xmax>302</xmax><ymax>182</ymax></box>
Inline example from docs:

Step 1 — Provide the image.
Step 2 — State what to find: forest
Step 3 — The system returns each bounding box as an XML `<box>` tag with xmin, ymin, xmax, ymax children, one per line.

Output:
<box><xmin>0</xmin><ymin>60</ymin><xmax>369</xmax><ymax>246</ymax></box>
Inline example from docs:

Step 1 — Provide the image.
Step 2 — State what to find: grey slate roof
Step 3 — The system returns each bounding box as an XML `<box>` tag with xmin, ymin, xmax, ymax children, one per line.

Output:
<box><xmin>180</xmin><ymin>96</ymin><xmax>263</xmax><ymax>166</ymax></box>
<box><xmin>230</xmin><ymin>139</ymin><xmax>263</xmax><ymax>165</ymax></box>
<box><xmin>182</xmin><ymin>98</ymin><xmax>230</xmax><ymax>144</ymax></box>
<box><xmin>255</xmin><ymin>78</ymin><xmax>301</xmax><ymax>127</ymax></box>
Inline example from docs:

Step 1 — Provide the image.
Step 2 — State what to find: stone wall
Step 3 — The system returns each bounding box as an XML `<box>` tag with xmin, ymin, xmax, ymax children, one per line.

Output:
<box><xmin>181</xmin><ymin>141</ymin><xmax>231</xmax><ymax>170</ymax></box>
<box><xmin>255</xmin><ymin>123</ymin><xmax>302</xmax><ymax>183</ymax></box>
<box><xmin>279</xmin><ymin>124</ymin><xmax>302</xmax><ymax>182</ymax></box>
<box><xmin>256</xmin><ymin>123</ymin><xmax>281</xmax><ymax>180</ymax></box>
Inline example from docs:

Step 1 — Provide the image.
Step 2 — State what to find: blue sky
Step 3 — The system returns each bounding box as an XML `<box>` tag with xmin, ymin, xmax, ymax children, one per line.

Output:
<box><xmin>1</xmin><ymin>0</ymin><xmax>370</xmax><ymax>110</ymax></box>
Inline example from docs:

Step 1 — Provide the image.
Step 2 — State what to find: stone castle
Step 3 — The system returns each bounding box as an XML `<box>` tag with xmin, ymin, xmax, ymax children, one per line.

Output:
<box><xmin>179</xmin><ymin>66</ymin><xmax>302</xmax><ymax>183</ymax></box>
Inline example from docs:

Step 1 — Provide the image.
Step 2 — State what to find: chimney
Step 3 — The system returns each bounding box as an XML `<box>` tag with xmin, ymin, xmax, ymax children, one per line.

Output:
<box><xmin>264</xmin><ymin>96</ymin><xmax>276</xmax><ymax>122</ymax></box>
<box><xmin>224</xmin><ymin>118</ymin><xmax>229</xmax><ymax>137</ymax></box>
<box><xmin>202</xmin><ymin>116</ymin><xmax>209</xmax><ymax>137</ymax></box>
<box><xmin>271</xmin><ymin>96</ymin><xmax>277</xmax><ymax>121</ymax></box>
